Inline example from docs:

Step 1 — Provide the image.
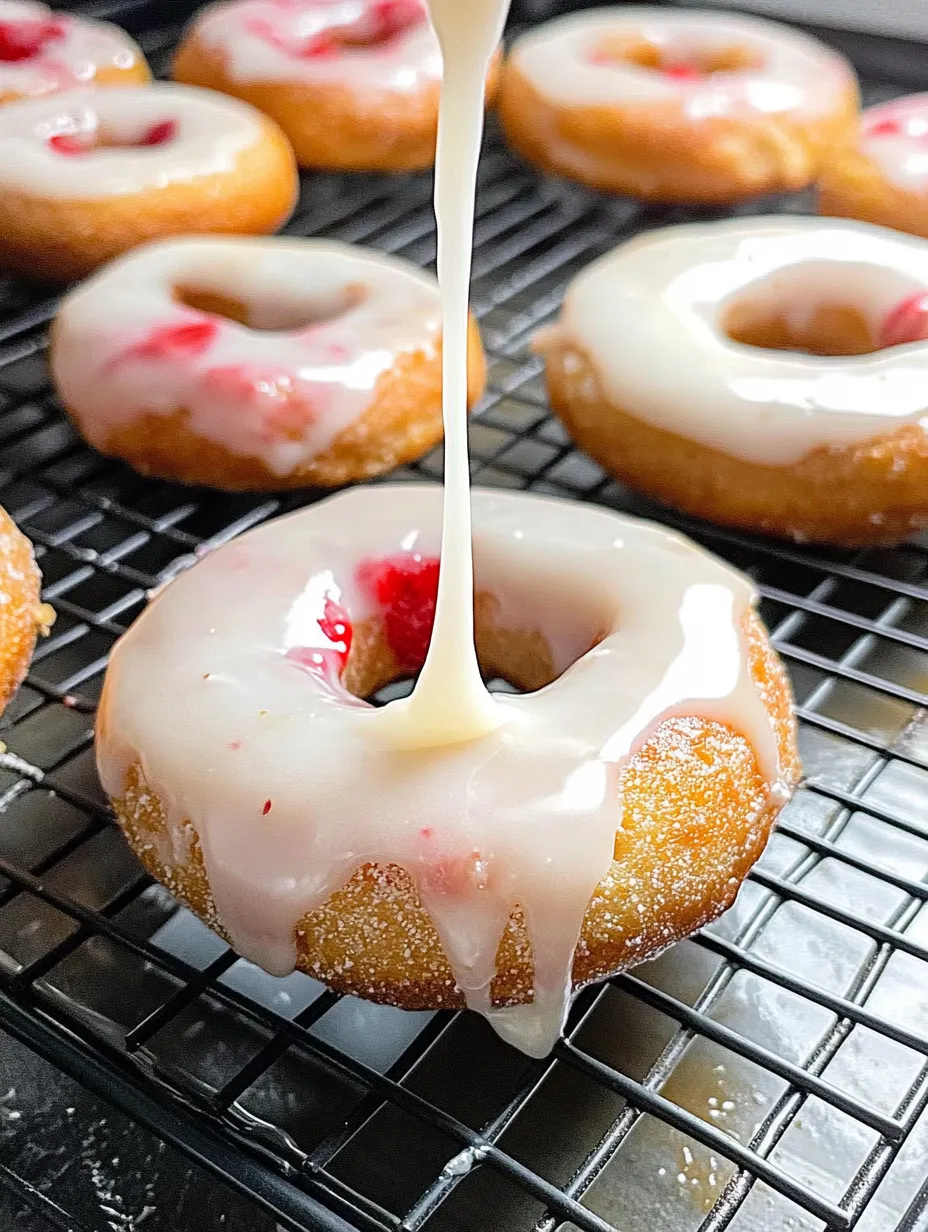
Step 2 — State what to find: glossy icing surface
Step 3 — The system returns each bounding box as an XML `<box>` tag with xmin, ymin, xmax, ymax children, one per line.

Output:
<box><xmin>542</xmin><ymin>216</ymin><xmax>928</xmax><ymax>467</ymax></box>
<box><xmin>0</xmin><ymin>0</ymin><xmax>144</xmax><ymax>99</ymax></box>
<box><xmin>186</xmin><ymin>0</ymin><xmax>441</xmax><ymax>90</ymax></box>
<box><xmin>508</xmin><ymin>6</ymin><xmax>853</xmax><ymax>117</ymax></box>
<box><xmin>859</xmin><ymin>94</ymin><xmax>928</xmax><ymax>192</ymax></box>
<box><xmin>97</xmin><ymin>484</ymin><xmax>786</xmax><ymax>1058</ymax></box>
<box><xmin>0</xmin><ymin>84</ymin><xmax>266</xmax><ymax>197</ymax></box>
<box><xmin>51</xmin><ymin>236</ymin><xmax>442</xmax><ymax>475</ymax></box>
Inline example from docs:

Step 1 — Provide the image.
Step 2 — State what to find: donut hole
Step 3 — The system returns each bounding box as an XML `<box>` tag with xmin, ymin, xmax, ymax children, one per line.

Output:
<box><xmin>333</xmin><ymin>0</ymin><xmax>426</xmax><ymax>48</ymax></box>
<box><xmin>590</xmin><ymin>35</ymin><xmax>762</xmax><ymax>76</ymax></box>
<box><xmin>173</xmin><ymin>283</ymin><xmax>366</xmax><ymax>332</ymax></box>
<box><xmin>47</xmin><ymin>119</ymin><xmax>178</xmax><ymax>156</ymax></box>
<box><xmin>724</xmin><ymin>299</ymin><xmax>878</xmax><ymax>356</ymax></box>
<box><xmin>340</xmin><ymin>584</ymin><xmax>607</xmax><ymax>705</ymax></box>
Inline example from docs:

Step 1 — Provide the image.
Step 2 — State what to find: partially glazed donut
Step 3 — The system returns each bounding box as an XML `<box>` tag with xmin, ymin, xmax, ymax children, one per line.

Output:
<box><xmin>0</xmin><ymin>504</ymin><xmax>52</xmax><ymax>715</ymax></box>
<box><xmin>97</xmin><ymin>485</ymin><xmax>798</xmax><ymax>1054</ymax></box>
<box><xmin>0</xmin><ymin>85</ymin><xmax>297</xmax><ymax>282</ymax></box>
<box><xmin>820</xmin><ymin>95</ymin><xmax>928</xmax><ymax>239</ymax></box>
<box><xmin>173</xmin><ymin>0</ymin><xmax>501</xmax><ymax>171</ymax></box>
<box><xmin>0</xmin><ymin>0</ymin><xmax>149</xmax><ymax>105</ymax></box>
<box><xmin>539</xmin><ymin>216</ymin><xmax>928</xmax><ymax>547</ymax></box>
<box><xmin>50</xmin><ymin>236</ymin><xmax>485</xmax><ymax>490</ymax></box>
<box><xmin>498</xmin><ymin>7</ymin><xmax>858</xmax><ymax>203</ymax></box>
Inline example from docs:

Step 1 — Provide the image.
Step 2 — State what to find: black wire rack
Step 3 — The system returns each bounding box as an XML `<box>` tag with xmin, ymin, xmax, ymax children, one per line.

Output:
<box><xmin>3</xmin><ymin>2</ymin><xmax>928</xmax><ymax>1230</ymax></box>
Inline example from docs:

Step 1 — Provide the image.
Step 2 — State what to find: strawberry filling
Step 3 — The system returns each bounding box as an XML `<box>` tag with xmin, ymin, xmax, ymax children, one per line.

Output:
<box><xmin>246</xmin><ymin>0</ymin><xmax>424</xmax><ymax>59</ymax></box>
<box><xmin>287</xmin><ymin>595</ymin><xmax>353</xmax><ymax>683</ymax></box>
<box><xmin>107</xmin><ymin>319</ymin><xmax>219</xmax><ymax>370</ymax></box>
<box><xmin>356</xmin><ymin>552</ymin><xmax>440</xmax><ymax>675</ymax></box>
<box><xmin>0</xmin><ymin>16</ymin><xmax>64</xmax><ymax>62</ymax></box>
<box><xmin>47</xmin><ymin>119</ymin><xmax>178</xmax><ymax>156</ymax></box>
<box><xmin>879</xmin><ymin>293</ymin><xmax>928</xmax><ymax>348</ymax></box>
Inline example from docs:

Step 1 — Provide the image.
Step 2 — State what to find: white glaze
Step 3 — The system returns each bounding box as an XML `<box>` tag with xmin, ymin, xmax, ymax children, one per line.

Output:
<box><xmin>386</xmin><ymin>0</ymin><xmax>507</xmax><ymax>749</ymax></box>
<box><xmin>96</xmin><ymin>484</ymin><xmax>786</xmax><ymax>1058</ymax></box>
<box><xmin>859</xmin><ymin>94</ymin><xmax>928</xmax><ymax>193</ymax></box>
<box><xmin>51</xmin><ymin>236</ymin><xmax>442</xmax><ymax>477</ymax></box>
<box><xmin>186</xmin><ymin>0</ymin><xmax>441</xmax><ymax>91</ymax></box>
<box><xmin>508</xmin><ymin>6</ymin><xmax>853</xmax><ymax>117</ymax></box>
<box><xmin>0</xmin><ymin>0</ymin><xmax>144</xmax><ymax>100</ymax></box>
<box><xmin>541</xmin><ymin>216</ymin><xmax>928</xmax><ymax>468</ymax></box>
<box><xmin>0</xmin><ymin>84</ymin><xmax>266</xmax><ymax>197</ymax></box>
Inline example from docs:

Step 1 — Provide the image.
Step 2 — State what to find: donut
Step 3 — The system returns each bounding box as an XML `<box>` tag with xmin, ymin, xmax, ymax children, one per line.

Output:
<box><xmin>96</xmin><ymin>484</ymin><xmax>798</xmax><ymax>1053</ymax></box>
<box><xmin>0</xmin><ymin>0</ymin><xmax>149</xmax><ymax>105</ymax></box>
<box><xmin>0</xmin><ymin>505</ymin><xmax>53</xmax><ymax>716</ymax></box>
<box><xmin>819</xmin><ymin>94</ymin><xmax>928</xmax><ymax>239</ymax></box>
<box><xmin>538</xmin><ymin>216</ymin><xmax>928</xmax><ymax>548</ymax></box>
<box><xmin>0</xmin><ymin>85</ymin><xmax>298</xmax><ymax>283</ymax></box>
<box><xmin>498</xmin><ymin>7</ymin><xmax>858</xmax><ymax>203</ymax></box>
<box><xmin>172</xmin><ymin>0</ymin><xmax>501</xmax><ymax>171</ymax></box>
<box><xmin>50</xmin><ymin>236</ymin><xmax>486</xmax><ymax>490</ymax></box>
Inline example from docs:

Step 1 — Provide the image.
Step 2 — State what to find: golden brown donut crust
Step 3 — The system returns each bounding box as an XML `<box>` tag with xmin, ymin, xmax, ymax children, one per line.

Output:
<box><xmin>56</xmin><ymin>320</ymin><xmax>486</xmax><ymax>491</ymax></box>
<box><xmin>0</xmin><ymin>506</ymin><xmax>52</xmax><ymax>716</ymax></box>
<box><xmin>544</xmin><ymin>338</ymin><xmax>928</xmax><ymax>547</ymax></box>
<box><xmin>498</xmin><ymin>61</ymin><xmax>859</xmax><ymax>203</ymax></box>
<box><xmin>0</xmin><ymin>114</ymin><xmax>297</xmax><ymax>283</ymax></box>
<box><xmin>107</xmin><ymin>581</ymin><xmax>798</xmax><ymax>1011</ymax></box>
<box><xmin>173</xmin><ymin>38</ymin><xmax>501</xmax><ymax>172</ymax></box>
<box><xmin>819</xmin><ymin>143</ymin><xmax>928</xmax><ymax>239</ymax></box>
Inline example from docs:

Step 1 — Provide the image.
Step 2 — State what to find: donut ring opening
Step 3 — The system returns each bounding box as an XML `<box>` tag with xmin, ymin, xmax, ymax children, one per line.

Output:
<box><xmin>592</xmin><ymin>34</ymin><xmax>762</xmax><ymax>76</ymax></box>
<box><xmin>172</xmin><ymin>281</ymin><xmax>366</xmax><ymax>332</ymax></box>
<box><xmin>110</xmin><ymin>566</ymin><xmax>798</xmax><ymax>1010</ymax></box>
<box><xmin>724</xmin><ymin>290</ymin><xmax>882</xmax><ymax>357</ymax></box>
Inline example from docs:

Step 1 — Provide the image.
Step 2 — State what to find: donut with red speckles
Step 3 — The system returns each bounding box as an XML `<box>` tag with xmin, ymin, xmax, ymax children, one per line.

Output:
<box><xmin>499</xmin><ymin>7</ymin><xmax>858</xmax><ymax>203</ymax></box>
<box><xmin>0</xmin><ymin>84</ymin><xmax>298</xmax><ymax>282</ymax></box>
<box><xmin>0</xmin><ymin>0</ymin><xmax>149</xmax><ymax>105</ymax></box>
<box><xmin>50</xmin><ymin>235</ymin><xmax>486</xmax><ymax>490</ymax></box>
<box><xmin>172</xmin><ymin>0</ymin><xmax>501</xmax><ymax>171</ymax></box>
<box><xmin>820</xmin><ymin>94</ymin><xmax>928</xmax><ymax>240</ymax></box>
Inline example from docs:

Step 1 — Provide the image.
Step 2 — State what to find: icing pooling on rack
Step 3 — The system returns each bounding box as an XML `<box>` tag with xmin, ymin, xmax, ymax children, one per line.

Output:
<box><xmin>187</xmin><ymin>0</ymin><xmax>441</xmax><ymax>91</ymax></box>
<box><xmin>0</xmin><ymin>85</ymin><xmax>265</xmax><ymax>197</ymax></box>
<box><xmin>507</xmin><ymin>6</ymin><xmax>852</xmax><ymax>116</ymax></box>
<box><xmin>541</xmin><ymin>216</ymin><xmax>928</xmax><ymax>469</ymax></box>
<box><xmin>51</xmin><ymin>236</ymin><xmax>442</xmax><ymax>477</ymax></box>
<box><xmin>97</xmin><ymin>484</ymin><xmax>786</xmax><ymax>1058</ymax></box>
<box><xmin>860</xmin><ymin>94</ymin><xmax>928</xmax><ymax>192</ymax></box>
<box><xmin>0</xmin><ymin>0</ymin><xmax>144</xmax><ymax>99</ymax></box>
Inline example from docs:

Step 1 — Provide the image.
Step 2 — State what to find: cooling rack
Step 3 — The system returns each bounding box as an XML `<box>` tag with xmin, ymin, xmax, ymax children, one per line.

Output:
<box><xmin>3</xmin><ymin>2</ymin><xmax>928</xmax><ymax>1230</ymax></box>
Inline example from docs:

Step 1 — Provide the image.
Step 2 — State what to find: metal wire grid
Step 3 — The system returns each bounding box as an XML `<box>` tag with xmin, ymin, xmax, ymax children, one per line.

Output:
<box><xmin>1</xmin><ymin>5</ymin><xmax>928</xmax><ymax>1232</ymax></box>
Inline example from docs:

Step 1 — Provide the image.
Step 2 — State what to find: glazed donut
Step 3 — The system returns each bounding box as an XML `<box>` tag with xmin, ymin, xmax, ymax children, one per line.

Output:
<box><xmin>96</xmin><ymin>484</ymin><xmax>798</xmax><ymax>1054</ymax></box>
<box><xmin>0</xmin><ymin>85</ymin><xmax>297</xmax><ymax>282</ymax></box>
<box><xmin>498</xmin><ymin>7</ymin><xmax>858</xmax><ymax>203</ymax></box>
<box><xmin>0</xmin><ymin>0</ymin><xmax>149</xmax><ymax>105</ymax></box>
<box><xmin>0</xmin><ymin>505</ymin><xmax>52</xmax><ymax>716</ymax></box>
<box><xmin>538</xmin><ymin>216</ymin><xmax>928</xmax><ymax>547</ymax></box>
<box><xmin>172</xmin><ymin>0</ymin><xmax>501</xmax><ymax>171</ymax></box>
<box><xmin>819</xmin><ymin>94</ymin><xmax>928</xmax><ymax>239</ymax></box>
<box><xmin>50</xmin><ymin>236</ymin><xmax>485</xmax><ymax>490</ymax></box>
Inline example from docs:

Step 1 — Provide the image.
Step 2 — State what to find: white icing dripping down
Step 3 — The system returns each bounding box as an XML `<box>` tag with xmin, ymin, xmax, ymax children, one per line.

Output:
<box><xmin>541</xmin><ymin>216</ymin><xmax>928</xmax><ymax>468</ymax></box>
<box><xmin>96</xmin><ymin>486</ymin><xmax>786</xmax><ymax>1059</ymax></box>
<box><xmin>371</xmin><ymin>0</ymin><xmax>506</xmax><ymax>749</ymax></box>
<box><xmin>51</xmin><ymin>236</ymin><xmax>442</xmax><ymax>477</ymax></box>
